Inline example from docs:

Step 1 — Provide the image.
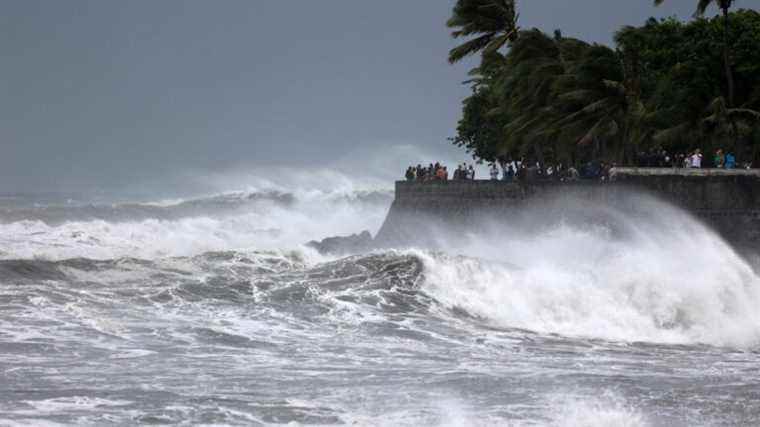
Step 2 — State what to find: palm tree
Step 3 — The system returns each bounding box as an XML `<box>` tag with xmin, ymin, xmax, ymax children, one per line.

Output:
<box><xmin>551</xmin><ymin>45</ymin><xmax>631</xmax><ymax>163</ymax></box>
<box><xmin>447</xmin><ymin>0</ymin><xmax>518</xmax><ymax>64</ymax></box>
<box><xmin>498</xmin><ymin>30</ymin><xmax>588</xmax><ymax>164</ymax></box>
<box><xmin>702</xmin><ymin>96</ymin><xmax>760</xmax><ymax>158</ymax></box>
<box><xmin>654</xmin><ymin>0</ymin><xmax>736</xmax><ymax>106</ymax></box>
<box><xmin>497</xmin><ymin>30</ymin><xmax>564</xmax><ymax>163</ymax></box>
<box><xmin>653</xmin><ymin>96</ymin><xmax>760</xmax><ymax>159</ymax></box>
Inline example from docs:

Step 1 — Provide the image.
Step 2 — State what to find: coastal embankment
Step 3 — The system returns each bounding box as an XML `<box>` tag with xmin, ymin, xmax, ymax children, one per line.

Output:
<box><xmin>374</xmin><ymin>168</ymin><xmax>760</xmax><ymax>251</ymax></box>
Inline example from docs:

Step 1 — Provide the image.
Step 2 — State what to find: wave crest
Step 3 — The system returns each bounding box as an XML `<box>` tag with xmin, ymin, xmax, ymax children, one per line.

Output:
<box><xmin>415</xmin><ymin>194</ymin><xmax>760</xmax><ymax>348</ymax></box>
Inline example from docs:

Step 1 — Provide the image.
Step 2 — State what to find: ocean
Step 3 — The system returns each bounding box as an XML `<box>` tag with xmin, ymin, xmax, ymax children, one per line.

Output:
<box><xmin>1</xmin><ymin>185</ymin><xmax>759</xmax><ymax>426</ymax></box>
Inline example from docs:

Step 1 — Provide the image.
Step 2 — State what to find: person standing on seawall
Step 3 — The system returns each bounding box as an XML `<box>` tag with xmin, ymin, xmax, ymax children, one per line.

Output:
<box><xmin>435</xmin><ymin>165</ymin><xmax>446</xmax><ymax>181</ymax></box>
<box><xmin>690</xmin><ymin>149</ymin><xmax>703</xmax><ymax>168</ymax></box>
<box><xmin>405</xmin><ymin>166</ymin><xmax>415</xmax><ymax>181</ymax></box>
<box><xmin>714</xmin><ymin>149</ymin><xmax>725</xmax><ymax>168</ymax></box>
<box><xmin>500</xmin><ymin>160</ymin><xmax>508</xmax><ymax>181</ymax></box>
<box><xmin>725</xmin><ymin>152</ymin><xmax>736</xmax><ymax>169</ymax></box>
<box><xmin>489</xmin><ymin>163</ymin><xmax>499</xmax><ymax>180</ymax></box>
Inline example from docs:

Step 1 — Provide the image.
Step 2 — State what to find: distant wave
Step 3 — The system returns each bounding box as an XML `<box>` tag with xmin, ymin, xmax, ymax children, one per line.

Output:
<box><xmin>0</xmin><ymin>189</ymin><xmax>392</xmax><ymax>261</ymax></box>
<box><xmin>0</xmin><ymin>189</ymin><xmax>392</xmax><ymax>225</ymax></box>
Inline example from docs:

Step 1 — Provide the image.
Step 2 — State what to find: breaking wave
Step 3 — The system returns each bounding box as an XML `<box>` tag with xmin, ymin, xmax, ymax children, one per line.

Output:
<box><xmin>4</xmin><ymin>244</ymin><xmax>760</xmax><ymax>349</ymax></box>
<box><xmin>3</xmin><ymin>186</ymin><xmax>760</xmax><ymax>425</ymax></box>
<box><xmin>414</xmin><ymin>193</ymin><xmax>760</xmax><ymax>348</ymax></box>
<box><xmin>2</xmin><ymin>181</ymin><xmax>759</xmax><ymax>349</ymax></box>
<box><xmin>0</xmin><ymin>188</ymin><xmax>391</xmax><ymax>260</ymax></box>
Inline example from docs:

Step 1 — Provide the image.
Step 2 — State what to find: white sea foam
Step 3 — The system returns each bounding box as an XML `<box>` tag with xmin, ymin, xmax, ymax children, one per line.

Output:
<box><xmin>22</xmin><ymin>397</ymin><xmax>133</xmax><ymax>413</ymax></box>
<box><xmin>0</xmin><ymin>420</ymin><xmax>68</xmax><ymax>427</ymax></box>
<box><xmin>342</xmin><ymin>393</ymin><xmax>650</xmax><ymax>427</ymax></box>
<box><xmin>0</xmin><ymin>188</ymin><xmax>389</xmax><ymax>261</ymax></box>
<box><xmin>3</xmin><ymin>161</ymin><xmax>760</xmax><ymax>352</ymax></box>
<box><xmin>545</xmin><ymin>393</ymin><xmax>649</xmax><ymax>427</ymax></box>
<box><xmin>417</xmin><ymin>194</ymin><xmax>760</xmax><ymax>347</ymax></box>
<box><xmin>0</xmin><ymin>144</ymin><xmax>485</xmax><ymax>261</ymax></box>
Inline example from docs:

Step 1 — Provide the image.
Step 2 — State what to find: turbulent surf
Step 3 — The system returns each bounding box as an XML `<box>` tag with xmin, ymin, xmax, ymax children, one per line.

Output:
<box><xmin>1</xmin><ymin>185</ymin><xmax>760</xmax><ymax>426</ymax></box>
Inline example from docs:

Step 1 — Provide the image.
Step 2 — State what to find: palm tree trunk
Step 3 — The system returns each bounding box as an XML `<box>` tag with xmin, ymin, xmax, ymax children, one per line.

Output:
<box><xmin>721</xmin><ymin>6</ymin><xmax>741</xmax><ymax>161</ymax></box>
<box><xmin>533</xmin><ymin>142</ymin><xmax>545</xmax><ymax>167</ymax></box>
<box><xmin>622</xmin><ymin>129</ymin><xmax>633</xmax><ymax>166</ymax></box>
<box><xmin>722</xmin><ymin>6</ymin><xmax>735</xmax><ymax>107</ymax></box>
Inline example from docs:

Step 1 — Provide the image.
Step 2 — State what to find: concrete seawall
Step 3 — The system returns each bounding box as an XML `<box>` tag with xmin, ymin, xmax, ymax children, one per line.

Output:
<box><xmin>375</xmin><ymin>168</ymin><xmax>760</xmax><ymax>250</ymax></box>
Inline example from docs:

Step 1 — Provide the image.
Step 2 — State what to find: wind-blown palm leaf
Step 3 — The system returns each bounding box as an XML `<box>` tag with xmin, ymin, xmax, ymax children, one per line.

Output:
<box><xmin>448</xmin><ymin>33</ymin><xmax>500</xmax><ymax>64</ymax></box>
<box><xmin>556</xmin><ymin>89</ymin><xmax>597</xmax><ymax>103</ymax></box>
<box><xmin>702</xmin><ymin>96</ymin><xmax>760</xmax><ymax>126</ymax></box>
<box><xmin>602</xmin><ymin>80</ymin><xmax>627</xmax><ymax>96</ymax></box>
<box><xmin>729</xmin><ymin>109</ymin><xmax>760</xmax><ymax>120</ymax></box>
<box><xmin>653</xmin><ymin>122</ymin><xmax>695</xmax><ymax>145</ymax></box>
<box><xmin>447</xmin><ymin>0</ymin><xmax>518</xmax><ymax>64</ymax></box>
<box><xmin>578</xmin><ymin>118</ymin><xmax>619</xmax><ymax>146</ymax></box>
<box><xmin>483</xmin><ymin>32</ymin><xmax>516</xmax><ymax>55</ymax></box>
<box><xmin>556</xmin><ymin>98</ymin><xmax>619</xmax><ymax>126</ymax></box>
<box><xmin>653</xmin><ymin>0</ymin><xmax>732</xmax><ymax>17</ymax></box>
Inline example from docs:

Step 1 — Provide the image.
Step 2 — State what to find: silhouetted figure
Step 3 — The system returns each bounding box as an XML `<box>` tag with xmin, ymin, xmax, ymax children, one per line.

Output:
<box><xmin>405</xmin><ymin>167</ymin><xmax>415</xmax><ymax>181</ymax></box>
<box><xmin>725</xmin><ymin>152</ymin><xmax>736</xmax><ymax>169</ymax></box>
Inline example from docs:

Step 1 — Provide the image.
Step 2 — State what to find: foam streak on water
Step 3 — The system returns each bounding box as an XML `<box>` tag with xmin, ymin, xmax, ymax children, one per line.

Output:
<box><xmin>1</xmin><ymin>186</ymin><xmax>759</xmax><ymax>426</ymax></box>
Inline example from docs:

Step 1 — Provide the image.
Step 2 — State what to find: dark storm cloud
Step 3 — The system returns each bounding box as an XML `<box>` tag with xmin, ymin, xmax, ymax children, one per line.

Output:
<box><xmin>2</xmin><ymin>0</ymin><xmax>755</xmax><ymax>193</ymax></box>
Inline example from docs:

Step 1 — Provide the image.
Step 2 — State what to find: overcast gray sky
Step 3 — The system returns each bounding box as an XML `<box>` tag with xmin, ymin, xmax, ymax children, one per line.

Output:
<box><xmin>2</xmin><ymin>0</ymin><xmax>755</xmax><ymax>193</ymax></box>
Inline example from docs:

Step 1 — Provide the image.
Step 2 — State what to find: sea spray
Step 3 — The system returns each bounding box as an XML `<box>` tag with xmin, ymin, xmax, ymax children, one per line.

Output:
<box><xmin>0</xmin><ymin>187</ymin><xmax>391</xmax><ymax>261</ymax></box>
<box><xmin>415</xmin><ymin>192</ymin><xmax>760</xmax><ymax>347</ymax></box>
<box><xmin>2</xmin><ymin>181</ymin><xmax>760</xmax><ymax>424</ymax></box>
<box><xmin>546</xmin><ymin>392</ymin><xmax>650</xmax><ymax>427</ymax></box>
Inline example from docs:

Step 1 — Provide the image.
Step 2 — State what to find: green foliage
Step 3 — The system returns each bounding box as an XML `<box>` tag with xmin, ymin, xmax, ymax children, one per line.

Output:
<box><xmin>449</xmin><ymin>8</ymin><xmax>760</xmax><ymax>165</ymax></box>
<box><xmin>447</xmin><ymin>0</ymin><xmax>518</xmax><ymax>64</ymax></box>
<box><xmin>450</xmin><ymin>86</ymin><xmax>507</xmax><ymax>161</ymax></box>
<box><xmin>654</xmin><ymin>0</ymin><xmax>735</xmax><ymax>18</ymax></box>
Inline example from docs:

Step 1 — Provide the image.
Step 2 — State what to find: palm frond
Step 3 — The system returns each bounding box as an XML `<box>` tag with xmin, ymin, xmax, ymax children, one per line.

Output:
<box><xmin>695</xmin><ymin>0</ymin><xmax>715</xmax><ymax>16</ymax></box>
<box><xmin>653</xmin><ymin>122</ymin><xmax>693</xmax><ymax>145</ymax></box>
<box><xmin>727</xmin><ymin>108</ymin><xmax>760</xmax><ymax>122</ymax></box>
<box><xmin>602</xmin><ymin>79</ymin><xmax>626</xmax><ymax>96</ymax></box>
<box><xmin>449</xmin><ymin>33</ymin><xmax>496</xmax><ymax>64</ymax></box>
<box><xmin>578</xmin><ymin>118</ymin><xmax>617</xmax><ymax>146</ymax></box>
<box><xmin>483</xmin><ymin>31</ymin><xmax>516</xmax><ymax>54</ymax></box>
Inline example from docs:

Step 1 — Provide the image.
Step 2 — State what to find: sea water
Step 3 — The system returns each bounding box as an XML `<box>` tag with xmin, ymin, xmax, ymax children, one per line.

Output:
<box><xmin>1</xmin><ymin>180</ymin><xmax>759</xmax><ymax>426</ymax></box>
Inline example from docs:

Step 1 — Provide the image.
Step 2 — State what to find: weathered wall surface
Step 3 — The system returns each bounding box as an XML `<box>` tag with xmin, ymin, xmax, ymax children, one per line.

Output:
<box><xmin>375</xmin><ymin>168</ymin><xmax>760</xmax><ymax>250</ymax></box>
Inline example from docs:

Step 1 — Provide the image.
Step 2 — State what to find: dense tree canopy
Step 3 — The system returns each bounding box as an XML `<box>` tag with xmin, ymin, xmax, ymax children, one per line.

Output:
<box><xmin>655</xmin><ymin>0</ymin><xmax>737</xmax><ymax>105</ymax></box>
<box><xmin>450</xmin><ymin>8</ymin><xmax>760</xmax><ymax>166</ymax></box>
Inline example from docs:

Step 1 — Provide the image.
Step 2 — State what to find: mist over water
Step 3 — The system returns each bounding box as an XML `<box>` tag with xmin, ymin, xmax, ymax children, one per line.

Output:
<box><xmin>418</xmin><ymin>193</ymin><xmax>760</xmax><ymax>348</ymax></box>
<box><xmin>0</xmin><ymin>188</ymin><xmax>391</xmax><ymax>261</ymax></box>
<box><xmin>1</xmin><ymin>164</ymin><xmax>760</xmax><ymax>426</ymax></box>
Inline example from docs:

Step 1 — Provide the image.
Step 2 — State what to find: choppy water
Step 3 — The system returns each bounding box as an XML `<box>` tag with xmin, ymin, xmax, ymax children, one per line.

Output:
<box><xmin>1</xmin><ymin>187</ymin><xmax>760</xmax><ymax>426</ymax></box>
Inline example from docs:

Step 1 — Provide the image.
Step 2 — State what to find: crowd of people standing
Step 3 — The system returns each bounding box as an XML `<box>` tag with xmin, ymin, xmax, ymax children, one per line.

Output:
<box><xmin>637</xmin><ymin>147</ymin><xmax>746</xmax><ymax>169</ymax></box>
<box><xmin>405</xmin><ymin>163</ymin><xmax>476</xmax><ymax>182</ymax></box>
<box><xmin>404</xmin><ymin>159</ymin><xmax>610</xmax><ymax>183</ymax></box>
<box><xmin>405</xmin><ymin>148</ymin><xmax>752</xmax><ymax>183</ymax></box>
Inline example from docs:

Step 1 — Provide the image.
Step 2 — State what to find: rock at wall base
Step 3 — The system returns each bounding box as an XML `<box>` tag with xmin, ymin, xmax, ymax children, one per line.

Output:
<box><xmin>306</xmin><ymin>231</ymin><xmax>374</xmax><ymax>255</ymax></box>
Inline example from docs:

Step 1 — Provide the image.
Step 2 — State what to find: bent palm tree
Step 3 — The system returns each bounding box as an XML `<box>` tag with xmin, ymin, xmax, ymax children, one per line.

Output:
<box><xmin>498</xmin><ymin>30</ymin><xmax>565</xmax><ymax>163</ymax></box>
<box><xmin>654</xmin><ymin>0</ymin><xmax>736</xmax><ymax>106</ymax></box>
<box><xmin>702</xmin><ymin>96</ymin><xmax>760</xmax><ymax>158</ymax></box>
<box><xmin>653</xmin><ymin>96</ymin><xmax>760</xmax><ymax>158</ymax></box>
<box><xmin>447</xmin><ymin>0</ymin><xmax>518</xmax><ymax>64</ymax></box>
<box><xmin>551</xmin><ymin>45</ymin><xmax>630</xmax><ymax>163</ymax></box>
